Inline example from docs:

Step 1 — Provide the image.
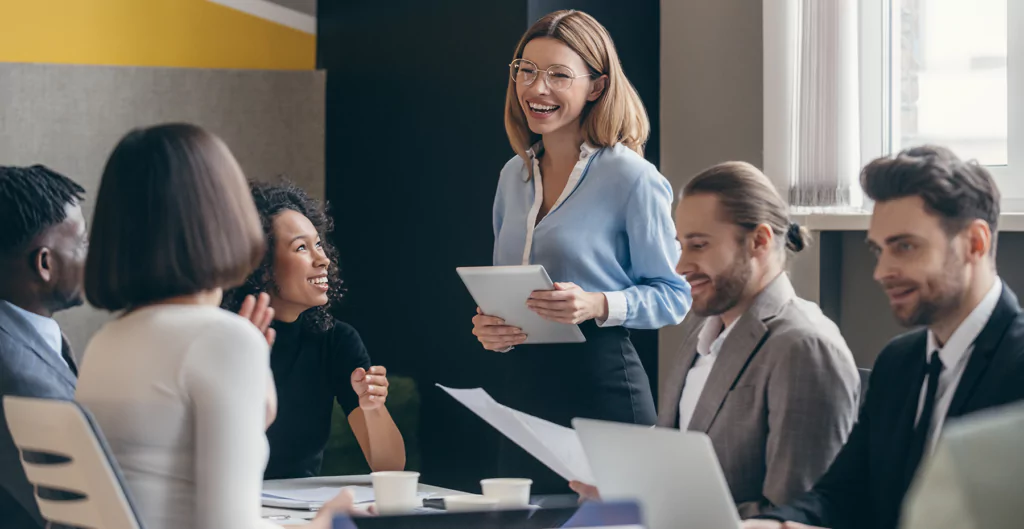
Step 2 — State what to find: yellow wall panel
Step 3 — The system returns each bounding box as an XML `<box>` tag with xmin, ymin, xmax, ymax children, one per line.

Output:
<box><xmin>0</xmin><ymin>0</ymin><xmax>315</xmax><ymax>70</ymax></box>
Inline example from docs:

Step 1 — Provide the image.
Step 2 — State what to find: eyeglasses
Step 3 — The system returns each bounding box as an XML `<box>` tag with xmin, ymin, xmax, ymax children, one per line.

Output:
<box><xmin>509</xmin><ymin>59</ymin><xmax>594</xmax><ymax>92</ymax></box>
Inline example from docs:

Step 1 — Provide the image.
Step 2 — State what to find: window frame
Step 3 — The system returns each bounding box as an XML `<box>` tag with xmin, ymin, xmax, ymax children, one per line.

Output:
<box><xmin>859</xmin><ymin>0</ymin><xmax>1024</xmax><ymax>206</ymax></box>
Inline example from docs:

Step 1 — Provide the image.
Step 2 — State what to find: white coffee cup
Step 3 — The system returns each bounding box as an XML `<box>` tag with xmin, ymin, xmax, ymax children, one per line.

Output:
<box><xmin>480</xmin><ymin>478</ymin><xmax>533</xmax><ymax>507</ymax></box>
<box><xmin>371</xmin><ymin>471</ymin><xmax>420</xmax><ymax>514</ymax></box>
<box><xmin>444</xmin><ymin>494</ymin><xmax>500</xmax><ymax>512</ymax></box>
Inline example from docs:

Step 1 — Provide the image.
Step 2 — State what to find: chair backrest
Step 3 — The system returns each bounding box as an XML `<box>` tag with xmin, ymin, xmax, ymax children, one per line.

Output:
<box><xmin>2</xmin><ymin>396</ymin><xmax>143</xmax><ymax>529</ymax></box>
<box><xmin>858</xmin><ymin>368</ymin><xmax>872</xmax><ymax>407</ymax></box>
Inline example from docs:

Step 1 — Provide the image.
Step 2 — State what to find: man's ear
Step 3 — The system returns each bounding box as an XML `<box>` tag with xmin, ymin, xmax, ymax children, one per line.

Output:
<box><xmin>34</xmin><ymin>247</ymin><xmax>53</xmax><ymax>282</ymax></box>
<box><xmin>750</xmin><ymin>223</ymin><xmax>775</xmax><ymax>256</ymax></box>
<box><xmin>964</xmin><ymin>219</ymin><xmax>993</xmax><ymax>261</ymax></box>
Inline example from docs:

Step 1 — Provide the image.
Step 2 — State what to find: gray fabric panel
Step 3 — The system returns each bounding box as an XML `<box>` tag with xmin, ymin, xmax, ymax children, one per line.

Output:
<box><xmin>0</xmin><ymin>62</ymin><xmax>326</xmax><ymax>355</ymax></box>
<box><xmin>267</xmin><ymin>0</ymin><xmax>317</xmax><ymax>17</ymax></box>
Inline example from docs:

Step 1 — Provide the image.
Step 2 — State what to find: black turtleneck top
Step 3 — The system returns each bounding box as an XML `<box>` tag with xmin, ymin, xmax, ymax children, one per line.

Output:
<box><xmin>263</xmin><ymin>315</ymin><xmax>371</xmax><ymax>479</ymax></box>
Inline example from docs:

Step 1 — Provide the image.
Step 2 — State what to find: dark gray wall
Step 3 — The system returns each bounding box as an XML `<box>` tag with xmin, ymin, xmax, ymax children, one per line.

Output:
<box><xmin>0</xmin><ymin>62</ymin><xmax>326</xmax><ymax>354</ymax></box>
<box><xmin>319</xmin><ymin>0</ymin><xmax>662</xmax><ymax>493</ymax></box>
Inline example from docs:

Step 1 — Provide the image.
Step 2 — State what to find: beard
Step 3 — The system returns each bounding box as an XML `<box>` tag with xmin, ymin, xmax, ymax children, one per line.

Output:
<box><xmin>886</xmin><ymin>246</ymin><xmax>966</xmax><ymax>328</ymax></box>
<box><xmin>691</xmin><ymin>248</ymin><xmax>753</xmax><ymax>318</ymax></box>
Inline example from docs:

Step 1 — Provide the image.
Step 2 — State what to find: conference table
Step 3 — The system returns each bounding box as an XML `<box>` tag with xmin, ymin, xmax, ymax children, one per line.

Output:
<box><xmin>261</xmin><ymin>474</ymin><xmax>466</xmax><ymax>525</ymax></box>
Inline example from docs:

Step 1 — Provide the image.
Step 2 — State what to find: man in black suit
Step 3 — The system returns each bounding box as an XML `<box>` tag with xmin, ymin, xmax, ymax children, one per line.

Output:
<box><xmin>745</xmin><ymin>145</ymin><xmax>1024</xmax><ymax>529</ymax></box>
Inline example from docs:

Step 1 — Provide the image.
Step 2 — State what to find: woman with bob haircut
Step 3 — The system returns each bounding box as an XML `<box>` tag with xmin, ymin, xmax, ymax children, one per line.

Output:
<box><xmin>471</xmin><ymin>10</ymin><xmax>692</xmax><ymax>492</ymax></box>
<box><xmin>75</xmin><ymin>123</ymin><xmax>352</xmax><ymax>529</ymax></box>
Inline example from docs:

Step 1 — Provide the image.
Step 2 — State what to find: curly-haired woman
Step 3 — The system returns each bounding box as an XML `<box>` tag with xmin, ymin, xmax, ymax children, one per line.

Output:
<box><xmin>224</xmin><ymin>181</ymin><xmax>405</xmax><ymax>479</ymax></box>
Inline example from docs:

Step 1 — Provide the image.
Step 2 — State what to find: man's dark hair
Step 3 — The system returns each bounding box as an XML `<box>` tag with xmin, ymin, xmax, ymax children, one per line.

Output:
<box><xmin>0</xmin><ymin>165</ymin><xmax>85</xmax><ymax>257</ymax></box>
<box><xmin>85</xmin><ymin>123</ymin><xmax>265</xmax><ymax>311</ymax></box>
<box><xmin>861</xmin><ymin>145</ymin><xmax>1001</xmax><ymax>239</ymax></box>
<box><xmin>222</xmin><ymin>180</ymin><xmax>343</xmax><ymax>333</ymax></box>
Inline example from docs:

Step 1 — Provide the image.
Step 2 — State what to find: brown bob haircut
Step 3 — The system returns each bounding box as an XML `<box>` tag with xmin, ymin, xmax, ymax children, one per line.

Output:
<box><xmin>85</xmin><ymin>123</ymin><xmax>265</xmax><ymax>311</ymax></box>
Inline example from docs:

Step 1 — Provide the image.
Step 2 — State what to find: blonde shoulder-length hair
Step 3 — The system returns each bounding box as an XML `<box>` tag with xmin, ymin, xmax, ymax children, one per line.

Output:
<box><xmin>504</xmin><ymin>10</ymin><xmax>650</xmax><ymax>161</ymax></box>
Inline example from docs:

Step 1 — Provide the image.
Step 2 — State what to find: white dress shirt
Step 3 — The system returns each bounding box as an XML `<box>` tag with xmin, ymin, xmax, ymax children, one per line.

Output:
<box><xmin>678</xmin><ymin>316</ymin><xmax>738</xmax><ymax>429</ymax></box>
<box><xmin>522</xmin><ymin>142</ymin><xmax>627</xmax><ymax>327</ymax></box>
<box><xmin>916</xmin><ymin>279</ymin><xmax>1002</xmax><ymax>452</ymax></box>
<box><xmin>0</xmin><ymin>300</ymin><xmax>67</xmax><ymax>368</ymax></box>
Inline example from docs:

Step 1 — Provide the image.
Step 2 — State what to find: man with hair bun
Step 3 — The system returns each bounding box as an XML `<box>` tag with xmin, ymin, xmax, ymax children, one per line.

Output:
<box><xmin>573</xmin><ymin>161</ymin><xmax>860</xmax><ymax>518</ymax></box>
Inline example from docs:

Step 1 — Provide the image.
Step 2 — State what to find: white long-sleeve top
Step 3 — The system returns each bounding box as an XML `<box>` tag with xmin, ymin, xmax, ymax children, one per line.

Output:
<box><xmin>76</xmin><ymin>304</ymin><xmax>277</xmax><ymax>529</ymax></box>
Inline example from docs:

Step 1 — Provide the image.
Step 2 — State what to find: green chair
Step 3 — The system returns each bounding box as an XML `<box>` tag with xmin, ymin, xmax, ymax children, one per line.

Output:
<box><xmin>319</xmin><ymin>375</ymin><xmax>421</xmax><ymax>476</ymax></box>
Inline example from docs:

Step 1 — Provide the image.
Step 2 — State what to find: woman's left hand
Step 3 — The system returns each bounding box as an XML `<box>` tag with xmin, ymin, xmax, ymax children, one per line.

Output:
<box><xmin>527</xmin><ymin>282</ymin><xmax>608</xmax><ymax>324</ymax></box>
<box><xmin>351</xmin><ymin>366</ymin><xmax>389</xmax><ymax>411</ymax></box>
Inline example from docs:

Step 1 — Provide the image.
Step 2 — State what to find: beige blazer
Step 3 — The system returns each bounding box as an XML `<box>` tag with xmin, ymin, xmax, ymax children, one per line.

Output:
<box><xmin>658</xmin><ymin>273</ymin><xmax>860</xmax><ymax>518</ymax></box>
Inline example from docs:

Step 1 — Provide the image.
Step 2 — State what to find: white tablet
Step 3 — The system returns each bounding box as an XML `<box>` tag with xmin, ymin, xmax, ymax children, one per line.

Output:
<box><xmin>456</xmin><ymin>265</ymin><xmax>586</xmax><ymax>345</ymax></box>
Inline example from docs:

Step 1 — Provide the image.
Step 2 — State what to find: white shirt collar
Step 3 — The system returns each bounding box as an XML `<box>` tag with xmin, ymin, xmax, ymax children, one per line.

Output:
<box><xmin>1</xmin><ymin>300</ymin><xmax>64</xmax><ymax>358</ymax></box>
<box><xmin>926</xmin><ymin>279</ymin><xmax>1003</xmax><ymax>367</ymax></box>
<box><xmin>696</xmin><ymin>316</ymin><xmax>739</xmax><ymax>358</ymax></box>
<box><xmin>523</xmin><ymin>141</ymin><xmax>600</xmax><ymax>181</ymax></box>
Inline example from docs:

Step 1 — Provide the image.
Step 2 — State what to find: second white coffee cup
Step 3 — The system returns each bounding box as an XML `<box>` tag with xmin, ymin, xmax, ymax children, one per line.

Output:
<box><xmin>480</xmin><ymin>478</ymin><xmax>533</xmax><ymax>507</ymax></box>
<box><xmin>372</xmin><ymin>471</ymin><xmax>420</xmax><ymax>514</ymax></box>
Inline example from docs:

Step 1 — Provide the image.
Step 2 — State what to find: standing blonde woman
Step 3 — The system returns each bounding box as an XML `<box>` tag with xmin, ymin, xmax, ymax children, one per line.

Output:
<box><xmin>471</xmin><ymin>10</ymin><xmax>691</xmax><ymax>493</ymax></box>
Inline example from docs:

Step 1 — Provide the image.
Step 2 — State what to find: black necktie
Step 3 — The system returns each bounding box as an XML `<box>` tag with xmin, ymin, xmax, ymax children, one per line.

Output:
<box><xmin>61</xmin><ymin>335</ymin><xmax>78</xmax><ymax>377</ymax></box>
<box><xmin>904</xmin><ymin>351</ymin><xmax>943</xmax><ymax>486</ymax></box>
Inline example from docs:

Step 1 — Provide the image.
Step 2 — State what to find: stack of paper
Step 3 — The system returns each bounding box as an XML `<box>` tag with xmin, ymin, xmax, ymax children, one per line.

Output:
<box><xmin>437</xmin><ymin>384</ymin><xmax>594</xmax><ymax>483</ymax></box>
<box><xmin>261</xmin><ymin>486</ymin><xmax>431</xmax><ymax>509</ymax></box>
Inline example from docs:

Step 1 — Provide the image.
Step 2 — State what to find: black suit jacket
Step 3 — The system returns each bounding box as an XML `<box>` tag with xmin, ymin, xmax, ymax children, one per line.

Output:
<box><xmin>766</xmin><ymin>282</ymin><xmax>1024</xmax><ymax>529</ymax></box>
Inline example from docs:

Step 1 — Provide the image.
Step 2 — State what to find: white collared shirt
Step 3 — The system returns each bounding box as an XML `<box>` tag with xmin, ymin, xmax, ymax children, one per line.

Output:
<box><xmin>678</xmin><ymin>316</ymin><xmax>738</xmax><ymax>429</ymax></box>
<box><xmin>917</xmin><ymin>279</ymin><xmax>1003</xmax><ymax>452</ymax></box>
<box><xmin>522</xmin><ymin>142</ymin><xmax>627</xmax><ymax>327</ymax></box>
<box><xmin>1</xmin><ymin>300</ymin><xmax>67</xmax><ymax>368</ymax></box>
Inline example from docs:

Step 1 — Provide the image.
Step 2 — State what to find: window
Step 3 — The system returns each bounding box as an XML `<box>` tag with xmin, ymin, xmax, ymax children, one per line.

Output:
<box><xmin>862</xmin><ymin>0</ymin><xmax>1022</xmax><ymax>203</ymax></box>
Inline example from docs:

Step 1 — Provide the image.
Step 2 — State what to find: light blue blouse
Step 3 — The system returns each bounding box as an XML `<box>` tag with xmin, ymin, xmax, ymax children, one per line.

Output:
<box><xmin>492</xmin><ymin>142</ymin><xmax>691</xmax><ymax>330</ymax></box>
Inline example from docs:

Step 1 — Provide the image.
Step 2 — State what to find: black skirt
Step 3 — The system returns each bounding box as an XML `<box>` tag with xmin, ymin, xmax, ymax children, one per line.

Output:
<box><xmin>496</xmin><ymin>321</ymin><xmax>656</xmax><ymax>494</ymax></box>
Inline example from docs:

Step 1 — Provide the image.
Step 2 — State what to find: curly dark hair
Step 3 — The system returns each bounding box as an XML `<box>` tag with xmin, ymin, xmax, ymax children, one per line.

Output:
<box><xmin>222</xmin><ymin>180</ymin><xmax>342</xmax><ymax>332</ymax></box>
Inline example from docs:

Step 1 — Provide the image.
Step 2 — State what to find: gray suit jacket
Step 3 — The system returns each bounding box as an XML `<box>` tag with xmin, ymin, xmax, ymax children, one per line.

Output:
<box><xmin>658</xmin><ymin>274</ymin><xmax>860</xmax><ymax>518</ymax></box>
<box><xmin>0</xmin><ymin>300</ymin><xmax>78</xmax><ymax>529</ymax></box>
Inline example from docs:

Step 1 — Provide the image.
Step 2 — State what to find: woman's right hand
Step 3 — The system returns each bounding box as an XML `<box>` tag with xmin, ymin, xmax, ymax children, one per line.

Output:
<box><xmin>569</xmin><ymin>481</ymin><xmax>602</xmax><ymax>502</ymax></box>
<box><xmin>471</xmin><ymin>307</ymin><xmax>527</xmax><ymax>351</ymax></box>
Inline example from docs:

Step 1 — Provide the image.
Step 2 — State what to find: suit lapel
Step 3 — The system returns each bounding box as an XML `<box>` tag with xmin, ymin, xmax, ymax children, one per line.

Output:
<box><xmin>948</xmin><ymin>282</ymin><xmax>1020</xmax><ymax>418</ymax></box>
<box><xmin>0</xmin><ymin>301</ymin><xmax>77</xmax><ymax>388</ymax></box>
<box><xmin>687</xmin><ymin>274</ymin><xmax>795</xmax><ymax>433</ymax></box>
<box><xmin>658</xmin><ymin>317</ymin><xmax>704</xmax><ymax>427</ymax></box>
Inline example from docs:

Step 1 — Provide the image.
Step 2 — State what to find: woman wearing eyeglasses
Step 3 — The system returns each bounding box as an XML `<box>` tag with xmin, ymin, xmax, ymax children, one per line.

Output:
<box><xmin>471</xmin><ymin>10</ymin><xmax>691</xmax><ymax>493</ymax></box>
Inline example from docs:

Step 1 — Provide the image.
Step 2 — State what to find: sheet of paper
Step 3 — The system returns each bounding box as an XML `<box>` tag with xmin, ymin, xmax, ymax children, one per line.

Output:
<box><xmin>262</xmin><ymin>486</ymin><xmax>432</xmax><ymax>506</ymax></box>
<box><xmin>263</xmin><ymin>486</ymin><xmax>361</xmax><ymax>504</ymax></box>
<box><xmin>438</xmin><ymin>384</ymin><xmax>594</xmax><ymax>483</ymax></box>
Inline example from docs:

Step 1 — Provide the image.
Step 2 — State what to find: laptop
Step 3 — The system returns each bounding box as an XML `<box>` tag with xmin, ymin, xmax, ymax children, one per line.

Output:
<box><xmin>331</xmin><ymin>500</ymin><xmax>645</xmax><ymax>528</ymax></box>
<box><xmin>572</xmin><ymin>418</ymin><xmax>742</xmax><ymax>529</ymax></box>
